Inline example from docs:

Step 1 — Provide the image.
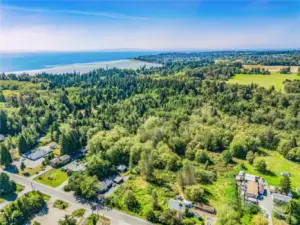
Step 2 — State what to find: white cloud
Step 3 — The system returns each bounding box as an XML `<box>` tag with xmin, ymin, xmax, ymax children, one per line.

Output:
<box><xmin>0</xmin><ymin>4</ymin><xmax>149</xmax><ymax>20</ymax></box>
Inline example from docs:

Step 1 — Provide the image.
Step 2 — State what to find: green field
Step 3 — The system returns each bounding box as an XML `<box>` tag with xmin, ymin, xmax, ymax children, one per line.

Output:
<box><xmin>34</xmin><ymin>168</ymin><xmax>69</xmax><ymax>187</ymax></box>
<box><xmin>235</xmin><ymin>151</ymin><xmax>300</xmax><ymax>191</ymax></box>
<box><xmin>227</xmin><ymin>73</ymin><xmax>299</xmax><ymax>91</ymax></box>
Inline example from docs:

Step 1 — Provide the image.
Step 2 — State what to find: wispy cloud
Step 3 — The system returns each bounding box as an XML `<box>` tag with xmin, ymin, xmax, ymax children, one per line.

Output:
<box><xmin>0</xmin><ymin>4</ymin><xmax>149</xmax><ymax>20</ymax></box>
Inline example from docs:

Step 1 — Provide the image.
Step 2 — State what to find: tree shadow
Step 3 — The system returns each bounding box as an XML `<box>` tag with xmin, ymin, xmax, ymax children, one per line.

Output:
<box><xmin>1</xmin><ymin>192</ymin><xmax>18</xmax><ymax>202</ymax></box>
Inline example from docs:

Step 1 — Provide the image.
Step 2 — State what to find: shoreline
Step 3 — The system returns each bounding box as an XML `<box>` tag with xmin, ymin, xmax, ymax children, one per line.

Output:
<box><xmin>2</xmin><ymin>59</ymin><xmax>161</xmax><ymax>75</ymax></box>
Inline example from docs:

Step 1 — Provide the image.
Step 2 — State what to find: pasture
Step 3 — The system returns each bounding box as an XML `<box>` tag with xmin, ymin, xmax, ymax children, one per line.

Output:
<box><xmin>243</xmin><ymin>65</ymin><xmax>299</xmax><ymax>73</ymax></box>
<box><xmin>227</xmin><ymin>73</ymin><xmax>299</xmax><ymax>91</ymax></box>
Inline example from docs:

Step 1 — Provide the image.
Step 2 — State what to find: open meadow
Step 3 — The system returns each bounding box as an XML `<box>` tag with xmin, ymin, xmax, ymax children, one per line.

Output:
<box><xmin>227</xmin><ymin>73</ymin><xmax>300</xmax><ymax>91</ymax></box>
<box><xmin>243</xmin><ymin>65</ymin><xmax>299</xmax><ymax>73</ymax></box>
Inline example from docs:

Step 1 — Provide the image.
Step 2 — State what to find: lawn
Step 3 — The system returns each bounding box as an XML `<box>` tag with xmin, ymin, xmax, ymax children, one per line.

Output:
<box><xmin>19</xmin><ymin>164</ymin><xmax>45</xmax><ymax>177</ymax></box>
<box><xmin>227</xmin><ymin>73</ymin><xmax>299</xmax><ymax>91</ymax></box>
<box><xmin>34</xmin><ymin>168</ymin><xmax>69</xmax><ymax>188</ymax></box>
<box><xmin>0</xmin><ymin>184</ymin><xmax>24</xmax><ymax>203</ymax></box>
<box><xmin>234</xmin><ymin>151</ymin><xmax>300</xmax><ymax>190</ymax></box>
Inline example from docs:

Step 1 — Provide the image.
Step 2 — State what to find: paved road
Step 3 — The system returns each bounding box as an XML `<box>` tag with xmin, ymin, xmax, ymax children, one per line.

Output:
<box><xmin>2</xmin><ymin>171</ymin><xmax>151</xmax><ymax>225</ymax></box>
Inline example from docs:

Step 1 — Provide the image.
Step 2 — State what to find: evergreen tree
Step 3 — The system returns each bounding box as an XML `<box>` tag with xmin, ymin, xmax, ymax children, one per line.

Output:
<box><xmin>280</xmin><ymin>175</ymin><xmax>291</xmax><ymax>194</ymax></box>
<box><xmin>18</xmin><ymin>135</ymin><xmax>29</xmax><ymax>154</ymax></box>
<box><xmin>20</xmin><ymin>161</ymin><xmax>26</xmax><ymax>171</ymax></box>
<box><xmin>59</xmin><ymin>133</ymin><xmax>69</xmax><ymax>155</ymax></box>
<box><xmin>0</xmin><ymin>144</ymin><xmax>12</xmax><ymax>167</ymax></box>
<box><xmin>0</xmin><ymin>172</ymin><xmax>16</xmax><ymax>195</ymax></box>
<box><xmin>0</xmin><ymin>110</ymin><xmax>7</xmax><ymax>134</ymax></box>
<box><xmin>0</xmin><ymin>90</ymin><xmax>5</xmax><ymax>102</ymax></box>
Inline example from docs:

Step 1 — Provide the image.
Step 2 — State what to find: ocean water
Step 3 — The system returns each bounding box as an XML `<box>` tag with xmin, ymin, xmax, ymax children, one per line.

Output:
<box><xmin>0</xmin><ymin>51</ymin><xmax>160</xmax><ymax>74</ymax></box>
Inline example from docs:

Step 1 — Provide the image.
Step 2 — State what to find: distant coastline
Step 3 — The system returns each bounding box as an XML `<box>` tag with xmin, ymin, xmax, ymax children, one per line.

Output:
<box><xmin>2</xmin><ymin>59</ymin><xmax>161</xmax><ymax>75</ymax></box>
<box><xmin>0</xmin><ymin>51</ymin><xmax>161</xmax><ymax>74</ymax></box>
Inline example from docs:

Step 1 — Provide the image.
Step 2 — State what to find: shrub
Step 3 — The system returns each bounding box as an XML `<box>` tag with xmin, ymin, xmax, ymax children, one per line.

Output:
<box><xmin>72</xmin><ymin>208</ymin><xmax>86</xmax><ymax>217</ymax></box>
<box><xmin>86</xmin><ymin>213</ymin><xmax>100</xmax><ymax>225</ymax></box>
<box><xmin>53</xmin><ymin>199</ymin><xmax>69</xmax><ymax>210</ymax></box>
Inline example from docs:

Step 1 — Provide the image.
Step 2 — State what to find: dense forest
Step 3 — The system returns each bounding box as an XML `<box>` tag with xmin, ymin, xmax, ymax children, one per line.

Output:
<box><xmin>0</xmin><ymin>51</ymin><xmax>300</xmax><ymax>225</ymax></box>
<box><xmin>136</xmin><ymin>50</ymin><xmax>300</xmax><ymax>66</ymax></box>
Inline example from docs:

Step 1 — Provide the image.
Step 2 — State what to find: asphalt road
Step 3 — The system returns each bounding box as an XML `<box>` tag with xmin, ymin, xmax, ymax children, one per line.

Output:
<box><xmin>2</xmin><ymin>171</ymin><xmax>152</xmax><ymax>225</ymax></box>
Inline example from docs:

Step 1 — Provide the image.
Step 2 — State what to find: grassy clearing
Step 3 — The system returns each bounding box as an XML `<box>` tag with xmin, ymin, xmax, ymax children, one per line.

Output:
<box><xmin>227</xmin><ymin>73</ymin><xmax>299</xmax><ymax>91</ymax></box>
<box><xmin>0</xmin><ymin>184</ymin><xmax>24</xmax><ymax>203</ymax></box>
<box><xmin>234</xmin><ymin>150</ymin><xmax>300</xmax><ymax>190</ymax></box>
<box><xmin>243</xmin><ymin>65</ymin><xmax>299</xmax><ymax>73</ymax></box>
<box><xmin>19</xmin><ymin>164</ymin><xmax>45</xmax><ymax>177</ymax></box>
<box><xmin>109</xmin><ymin>172</ymin><xmax>177</xmax><ymax>218</ymax></box>
<box><xmin>34</xmin><ymin>168</ymin><xmax>69</xmax><ymax>188</ymax></box>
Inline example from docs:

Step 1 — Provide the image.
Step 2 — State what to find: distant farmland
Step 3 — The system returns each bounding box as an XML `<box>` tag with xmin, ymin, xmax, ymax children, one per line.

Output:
<box><xmin>243</xmin><ymin>64</ymin><xmax>299</xmax><ymax>73</ymax></box>
<box><xmin>227</xmin><ymin>73</ymin><xmax>300</xmax><ymax>91</ymax></box>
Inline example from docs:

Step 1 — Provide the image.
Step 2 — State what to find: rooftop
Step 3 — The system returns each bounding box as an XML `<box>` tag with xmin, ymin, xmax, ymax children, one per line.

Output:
<box><xmin>272</xmin><ymin>193</ymin><xmax>292</xmax><ymax>203</ymax></box>
<box><xmin>245</xmin><ymin>174</ymin><xmax>257</xmax><ymax>182</ymax></box>
<box><xmin>59</xmin><ymin>154</ymin><xmax>71</xmax><ymax>161</ymax></box>
<box><xmin>247</xmin><ymin>181</ymin><xmax>258</xmax><ymax>196</ymax></box>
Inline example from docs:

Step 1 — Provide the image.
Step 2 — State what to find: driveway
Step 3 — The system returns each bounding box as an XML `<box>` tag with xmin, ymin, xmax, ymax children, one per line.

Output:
<box><xmin>259</xmin><ymin>183</ymin><xmax>273</xmax><ymax>225</ymax></box>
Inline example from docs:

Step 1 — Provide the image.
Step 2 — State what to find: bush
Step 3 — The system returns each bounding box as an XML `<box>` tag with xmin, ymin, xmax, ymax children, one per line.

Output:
<box><xmin>72</xmin><ymin>208</ymin><xmax>86</xmax><ymax>217</ymax></box>
<box><xmin>195</xmin><ymin>150</ymin><xmax>209</xmax><ymax>163</ymax></box>
<box><xmin>86</xmin><ymin>213</ymin><xmax>100</xmax><ymax>225</ymax></box>
<box><xmin>53</xmin><ymin>200</ymin><xmax>69</xmax><ymax>210</ymax></box>
<box><xmin>254</xmin><ymin>159</ymin><xmax>267</xmax><ymax>173</ymax></box>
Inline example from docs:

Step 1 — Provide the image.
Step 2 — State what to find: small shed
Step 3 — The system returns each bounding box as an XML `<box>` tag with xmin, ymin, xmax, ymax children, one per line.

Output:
<box><xmin>117</xmin><ymin>165</ymin><xmax>127</xmax><ymax>173</ymax></box>
<box><xmin>113</xmin><ymin>176</ymin><xmax>123</xmax><ymax>184</ymax></box>
<box><xmin>194</xmin><ymin>203</ymin><xmax>215</xmax><ymax>214</ymax></box>
<box><xmin>183</xmin><ymin>200</ymin><xmax>193</xmax><ymax>208</ymax></box>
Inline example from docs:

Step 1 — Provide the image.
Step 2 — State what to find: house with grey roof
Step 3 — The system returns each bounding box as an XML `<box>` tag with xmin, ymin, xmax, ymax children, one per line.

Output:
<box><xmin>50</xmin><ymin>154</ymin><xmax>71</xmax><ymax>168</ymax></box>
<box><xmin>25</xmin><ymin>146</ymin><xmax>52</xmax><ymax>161</ymax></box>
<box><xmin>272</xmin><ymin>193</ymin><xmax>292</xmax><ymax>204</ymax></box>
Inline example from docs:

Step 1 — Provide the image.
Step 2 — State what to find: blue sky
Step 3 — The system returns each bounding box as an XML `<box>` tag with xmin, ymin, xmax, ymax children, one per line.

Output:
<box><xmin>0</xmin><ymin>0</ymin><xmax>299</xmax><ymax>51</ymax></box>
